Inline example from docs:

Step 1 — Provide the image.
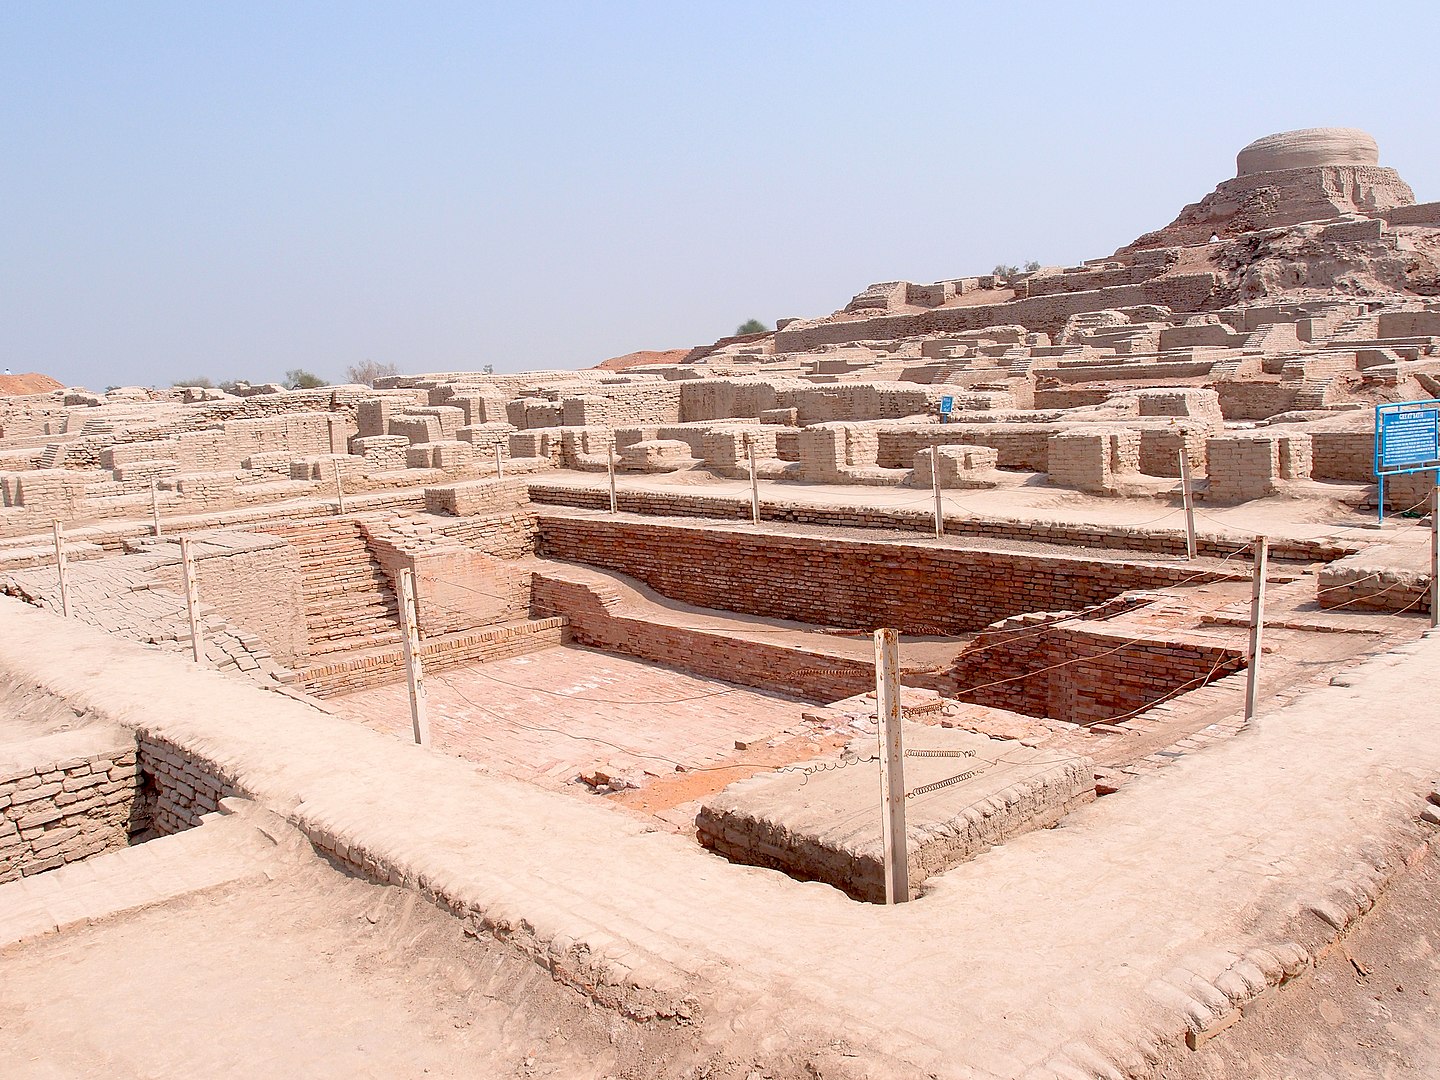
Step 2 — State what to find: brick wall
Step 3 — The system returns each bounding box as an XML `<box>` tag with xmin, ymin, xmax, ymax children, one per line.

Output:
<box><xmin>536</xmin><ymin>516</ymin><xmax>1248</xmax><ymax>634</ymax></box>
<box><xmin>148</xmin><ymin>533</ymin><xmax>308</xmax><ymax>665</ymax></box>
<box><xmin>138</xmin><ymin>733</ymin><xmax>235</xmax><ymax>835</ymax></box>
<box><xmin>298</xmin><ymin>617</ymin><xmax>569</xmax><ymax>696</ymax></box>
<box><xmin>0</xmin><ymin>731</ymin><xmax>142</xmax><ymax>882</ymax></box>
<box><xmin>531</xmin><ymin>574</ymin><xmax>872</xmax><ymax>704</ymax></box>
<box><xmin>931</xmin><ymin>624</ymin><xmax>1246</xmax><ymax>725</ymax></box>
<box><xmin>526</xmin><ymin>485</ymin><xmax>1351</xmax><ymax>563</ymax></box>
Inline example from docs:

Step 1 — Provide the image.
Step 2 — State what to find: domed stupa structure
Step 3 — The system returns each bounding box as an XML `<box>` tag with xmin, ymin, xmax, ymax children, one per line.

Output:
<box><xmin>1235</xmin><ymin>127</ymin><xmax>1380</xmax><ymax>175</ymax></box>
<box><xmin>1122</xmin><ymin>127</ymin><xmax>1416</xmax><ymax>251</ymax></box>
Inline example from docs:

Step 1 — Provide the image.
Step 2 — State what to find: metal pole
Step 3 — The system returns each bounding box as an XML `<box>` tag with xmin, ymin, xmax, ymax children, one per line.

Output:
<box><xmin>874</xmin><ymin>628</ymin><xmax>909</xmax><ymax>905</ymax></box>
<box><xmin>931</xmin><ymin>448</ymin><xmax>944</xmax><ymax>540</ymax></box>
<box><xmin>607</xmin><ymin>441</ymin><xmax>618</xmax><ymax>514</ymax></box>
<box><xmin>150</xmin><ymin>478</ymin><xmax>162</xmax><ymax>537</ymax></box>
<box><xmin>52</xmin><ymin>520</ymin><xmax>71</xmax><ymax>618</ymax></box>
<box><xmin>494</xmin><ymin>442</ymin><xmax>504</xmax><ymax>481</ymax></box>
<box><xmin>1243</xmin><ymin>535</ymin><xmax>1269</xmax><ymax>722</ymax></box>
<box><xmin>396</xmin><ymin>568</ymin><xmax>431</xmax><ymax>747</ymax></box>
<box><xmin>179</xmin><ymin>536</ymin><xmax>204</xmax><ymax>664</ymax></box>
<box><xmin>1431</xmin><ymin>480</ymin><xmax>1439</xmax><ymax>630</ymax></box>
<box><xmin>1179</xmin><ymin>445</ymin><xmax>1197</xmax><ymax>561</ymax></box>
<box><xmin>747</xmin><ymin>436</ymin><xmax>761</xmax><ymax>526</ymax></box>
<box><xmin>333</xmin><ymin>459</ymin><xmax>346</xmax><ymax>515</ymax></box>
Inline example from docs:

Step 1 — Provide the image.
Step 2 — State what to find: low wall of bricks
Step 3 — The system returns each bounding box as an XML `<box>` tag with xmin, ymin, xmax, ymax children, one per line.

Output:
<box><xmin>138</xmin><ymin>733</ymin><xmax>237</xmax><ymax>835</ymax></box>
<box><xmin>526</xmin><ymin>484</ymin><xmax>1352</xmax><ymax>564</ymax></box>
<box><xmin>297</xmin><ymin>617</ymin><xmax>570</xmax><ymax>697</ymax></box>
<box><xmin>1316</xmin><ymin>554</ymin><xmax>1433</xmax><ymax>616</ymax></box>
<box><xmin>0</xmin><ymin>727</ymin><xmax>142</xmax><ymax>882</ymax></box>
<box><xmin>531</xmin><ymin>574</ymin><xmax>873</xmax><ymax>704</ymax></box>
<box><xmin>536</xmin><ymin>515</ymin><xmax>1250</xmax><ymax>635</ymax></box>
<box><xmin>930</xmin><ymin>624</ymin><xmax>1247</xmax><ymax>725</ymax></box>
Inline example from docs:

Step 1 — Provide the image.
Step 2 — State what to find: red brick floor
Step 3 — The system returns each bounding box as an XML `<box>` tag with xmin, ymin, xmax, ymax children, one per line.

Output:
<box><xmin>328</xmin><ymin>644</ymin><xmax>815</xmax><ymax>795</ymax></box>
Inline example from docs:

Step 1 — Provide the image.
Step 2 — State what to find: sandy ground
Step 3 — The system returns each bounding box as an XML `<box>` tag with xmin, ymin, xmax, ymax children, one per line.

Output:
<box><xmin>1162</xmin><ymin>844</ymin><xmax>1440</xmax><ymax>1080</ymax></box>
<box><xmin>0</xmin><ymin>835</ymin><xmax>736</xmax><ymax>1080</ymax></box>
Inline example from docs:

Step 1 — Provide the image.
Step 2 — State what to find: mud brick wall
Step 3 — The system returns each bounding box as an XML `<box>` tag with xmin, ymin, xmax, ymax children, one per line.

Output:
<box><xmin>771</xmin><ymin>275</ymin><xmax>1218</xmax><ymax>351</ymax></box>
<box><xmin>526</xmin><ymin>485</ymin><xmax>1351</xmax><ymax>563</ymax></box>
<box><xmin>149</xmin><ymin>534</ymin><xmax>308</xmax><ymax>665</ymax></box>
<box><xmin>560</xmin><ymin>384</ymin><xmax>683</xmax><ymax>426</ymax></box>
<box><xmin>299</xmin><ymin>617</ymin><xmax>569</xmax><ymax>696</ymax></box>
<box><xmin>137</xmin><ymin>734</ymin><xmax>235</xmax><ymax>835</ymax></box>
<box><xmin>536</xmin><ymin>516</ymin><xmax>1243</xmax><ymax>634</ymax></box>
<box><xmin>1309</xmin><ymin>430</ymin><xmax>1373</xmax><ymax>482</ymax></box>
<box><xmin>1317</xmin><ymin>551</ymin><xmax>1432</xmax><ymax>615</ymax></box>
<box><xmin>877</xmin><ymin>426</ymin><xmax>1056</xmax><ymax>471</ymax></box>
<box><xmin>531</xmin><ymin>575</ymin><xmax>873</xmax><ymax>704</ymax></box>
<box><xmin>933</xmin><ymin>625</ymin><xmax>1246</xmax><ymax>725</ymax></box>
<box><xmin>0</xmin><ymin>736</ymin><xmax>141</xmax><ymax>882</ymax></box>
<box><xmin>680</xmin><ymin>379</ymin><xmax>784</xmax><ymax>422</ymax></box>
<box><xmin>1216</xmin><ymin>380</ymin><xmax>1299</xmax><ymax>420</ymax></box>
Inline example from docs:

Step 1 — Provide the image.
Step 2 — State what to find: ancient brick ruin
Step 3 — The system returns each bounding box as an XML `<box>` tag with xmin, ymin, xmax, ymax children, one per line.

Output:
<box><xmin>3</xmin><ymin>128</ymin><xmax>1440</xmax><ymax>1077</ymax></box>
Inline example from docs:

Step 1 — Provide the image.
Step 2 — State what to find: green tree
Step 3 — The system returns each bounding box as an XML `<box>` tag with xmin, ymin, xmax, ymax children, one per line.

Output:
<box><xmin>285</xmin><ymin>368</ymin><xmax>326</xmax><ymax>390</ymax></box>
<box><xmin>735</xmin><ymin>319</ymin><xmax>770</xmax><ymax>335</ymax></box>
<box><xmin>171</xmin><ymin>376</ymin><xmax>214</xmax><ymax>389</ymax></box>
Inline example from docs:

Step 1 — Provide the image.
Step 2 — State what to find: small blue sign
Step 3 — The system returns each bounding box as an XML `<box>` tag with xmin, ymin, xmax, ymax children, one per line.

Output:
<box><xmin>1376</xmin><ymin>400</ymin><xmax>1440</xmax><ymax>474</ymax></box>
<box><xmin>939</xmin><ymin>395</ymin><xmax>954</xmax><ymax>414</ymax></box>
<box><xmin>1373</xmin><ymin>399</ymin><xmax>1440</xmax><ymax>522</ymax></box>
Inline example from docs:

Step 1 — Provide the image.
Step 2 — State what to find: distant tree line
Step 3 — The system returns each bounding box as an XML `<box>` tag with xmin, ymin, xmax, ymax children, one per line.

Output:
<box><xmin>992</xmin><ymin>260</ymin><xmax>1042</xmax><ymax>284</ymax></box>
<box><xmin>168</xmin><ymin>360</ymin><xmax>503</xmax><ymax>392</ymax></box>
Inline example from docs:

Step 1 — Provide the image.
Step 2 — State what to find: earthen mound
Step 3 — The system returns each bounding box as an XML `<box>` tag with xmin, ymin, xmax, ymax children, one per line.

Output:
<box><xmin>0</xmin><ymin>372</ymin><xmax>64</xmax><ymax>396</ymax></box>
<box><xmin>594</xmin><ymin>349</ymin><xmax>689</xmax><ymax>371</ymax></box>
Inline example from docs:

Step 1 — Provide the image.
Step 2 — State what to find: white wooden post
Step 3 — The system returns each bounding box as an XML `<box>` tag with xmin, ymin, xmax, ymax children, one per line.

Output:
<box><xmin>747</xmin><ymin>436</ymin><xmax>761</xmax><ymax>526</ymax></box>
<box><xmin>930</xmin><ymin>448</ymin><xmax>944</xmax><ymax>540</ymax></box>
<box><xmin>874</xmin><ymin>628</ymin><xmax>909</xmax><ymax>905</ymax></box>
<box><xmin>607</xmin><ymin>441</ymin><xmax>618</xmax><ymax>514</ymax></box>
<box><xmin>1179</xmin><ymin>445</ymin><xmax>1198</xmax><ymax>561</ymax></box>
<box><xmin>494</xmin><ymin>442</ymin><xmax>504</xmax><ymax>481</ymax></box>
<box><xmin>52</xmin><ymin>520</ymin><xmax>71</xmax><ymax>618</ymax></box>
<box><xmin>150</xmin><ymin>478</ymin><xmax>162</xmax><ymax>537</ymax></box>
<box><xmin>1431</xmin><ymin>481</ymin><xmax>1439</xmax><ymax>630</ymax></box>
<box><xmin>333</xmin><ymin>459</ymin><xmax>346</xmax><ymax>515</ymax></box>
<box><xmin>1244</xmin><ymin>535</ymin><xmax>1269</xmax><ymax>722</ymax></box>
<box><xmin>179</xmin><ymin>536</ymin><xmax>204</xmax><ymax>664</ymax></box>
<box><xmin>396</xmin><ymin>568</ymin><xmax>431</xmax><ymax>747</ymax></box>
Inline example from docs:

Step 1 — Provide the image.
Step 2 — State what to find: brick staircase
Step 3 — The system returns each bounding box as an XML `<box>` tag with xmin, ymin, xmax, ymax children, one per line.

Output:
<box><xmin>259</xmin><ymin>518</ymin><xmax>402</xmax><ymax>659</ymax></box>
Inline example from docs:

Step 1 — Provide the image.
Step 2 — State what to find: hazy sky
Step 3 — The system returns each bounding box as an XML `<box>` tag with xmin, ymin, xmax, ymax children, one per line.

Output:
<box><xmin>4</xmin><ymin>2</ymin><xmax>1438</xmax><ymax>389</ymax></box>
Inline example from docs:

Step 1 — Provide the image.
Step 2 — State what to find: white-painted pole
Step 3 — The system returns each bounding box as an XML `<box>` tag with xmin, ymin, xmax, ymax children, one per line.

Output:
<box><xmin>1431</xmin><ymin>481</ymin><xmax>1439</xmax><ymax>630</ymax></box>
<box><xmin>747</xmin><ymin>436</ymin><xmax>761</xmax><ymax>526</ymax></box>
<box><xmin>179</xmin><ymin>536</ymin><xmax>204</xmax><ymax>664</ymax></box>
<box><xmin>1243</xmin><ymin>535</ymin><xmax>1269</xmax><ymax>722</ymax></box>
<box><xmin>494</xmin><ymin>442</ymin><xmax>504</xmax><ymax>481</ymax></box>
<box><xmin>607</xmin><ymin>441</ymin><xmax>618</xmax><ymax>514</ymax></box>
<box><xmin>1179</xmin><ymin>445</ymin><xmax>1198</xmax><ymax>561</ymax></box>
<box><xmin>930</xmin><ymin>448</ymin><xmax>944</xmax><ymax>540</ymax></box>
<box><xmin>150</xmin><ymin>478</ymin><xmax>162</xmax><ymax>537</ymax></box>
<box><xmin>396</xmin><ymin>567</ymin><xmax>430</xmax><ymax>747</ymax></box>
<box><xmin>333</xmin><ymin>459</ymin><xmax>346</xmax><ymax>515</ymax></box>
<box><xmin>874</xmin><ymin>627</ymin><xmax>909</xmax><ymax>905</ymax></box>
<box><xmin>52</xmin><ymin>520</ymin><xmax>71</xmax><ymax>618</ymax></box>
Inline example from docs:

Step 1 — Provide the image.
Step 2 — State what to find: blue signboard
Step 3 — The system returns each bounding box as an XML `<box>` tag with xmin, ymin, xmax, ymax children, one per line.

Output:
<box><xmin>1374</xmin><ymin>399</ymin><xmax>1440</xmax><ymax>521</ymax></box>
<box><xmin>939</xmin><ymin>395</ymin><xmax>954</xmax><ymax>413</ymax></box>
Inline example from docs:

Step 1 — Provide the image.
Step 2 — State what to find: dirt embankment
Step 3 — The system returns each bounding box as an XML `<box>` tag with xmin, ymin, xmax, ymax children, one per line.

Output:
<box><xmin>594</xmin><ymin>349</ymin><xmax>689</xmax><ymax>371</ymax></box>
<box><xmin>0</xmin><ymin>373</ymin><xmax>64</xmax><ymax>396</ymax></box>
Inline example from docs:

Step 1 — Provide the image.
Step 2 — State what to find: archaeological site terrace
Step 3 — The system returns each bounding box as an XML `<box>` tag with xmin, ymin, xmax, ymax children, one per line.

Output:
<box><xmin>3</xmin><ymin>127</ymin><xmax>1440</xmax><ymax>1078</ymax></box>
